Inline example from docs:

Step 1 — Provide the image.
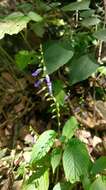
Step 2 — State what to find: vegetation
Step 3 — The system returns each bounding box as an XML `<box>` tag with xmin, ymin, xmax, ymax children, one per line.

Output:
<box><xmin>0</xmin><ymin>0</ymin><xmax>106</xmax><ymax>189</ymax></box>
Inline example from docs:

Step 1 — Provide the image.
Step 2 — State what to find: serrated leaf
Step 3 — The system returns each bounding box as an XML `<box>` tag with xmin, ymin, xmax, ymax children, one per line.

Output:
<box><xmin>62</xmin><ymin>116</ymin><xmax>78</xmax><ymax>140</ymax></box>
<box><xmin>30</xmin><ymin>130</ymin><xmax>56</xmax><ymax>165</ymax></box>
<box><xmin>44</xmin><ymin>42</ymin><xmax>73</xmax><ymax>74</ymax></box>
<box><xmin>27</xmin><ymin>167</ymin><xmax>48</xmax><ymax>184</ymax></box>
<box><xmin>82</xmin><ymin>17</ymin><xmax>100</xmax><ymax>27</ymax></box>
<box><xmin>38</xmin><ymin>170</ymin><xmax>49</xmax><ymax>190</ymax></box>
<box><xmin>51</xmin><ymin>148</ymin><xmax>62</xmax><ymax>173</ymax></box>
<box><xmin>89</xmin><ymin>176</ymin><xmax>106</xmax><ymax>190</ymax></box>
<box><xmin>53</xmin><ymin>182</ymin><xmax>73</xmax><ymax>190</ymax></box>
<box><xmin>82</xmin><ymin>175</ymin><xmax>91</xmax><ymax>190</ymax></box>
<box><xmin>91</xmin><ymin>156</ymin><xmax>106</xmax><ymax>175</ymax></box>
<box><xmin>69</xmin><ymin>55</ymin><xmax>99</xmax><ymax>85</ymax></box>
<box><xmin>22</xmin><ymin>170</ymin><xmax>49</xmax><ymax>190</ymax></box>
<box><xmin>0</xmin><ymin>11</ymin><xmax>43</xmax><ymax>39</ymax></box>
<box><xmin>94</xmin><ymin>29</ymin><xmax>106</xmax><ymax>41</ymax></box>
<box><xmin>15</xmin><ymin>50</ymin><xmax>38</xmax><ymax>70</ymax></box>
<box><xmin>62</xmin><ymin>1</ymin><xmax>90</xmax><ymax>11</ymax></box>
<box><xmin>63</xmin><ymin>138</ymin><xmax>91</xmax><ymax>183</ymax></box>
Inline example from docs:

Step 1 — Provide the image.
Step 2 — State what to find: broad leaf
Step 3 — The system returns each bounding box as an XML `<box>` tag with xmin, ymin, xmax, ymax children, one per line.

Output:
<box><xmin>22</xmin><ymin>170</ymin><xmax>49</xmax><ymax>190</ymax></box>
<box><xmin>81</xmin><ymin>17</ymin><xmax>100</xmax><ymax>27</ymax></box>
<box><xmin>27</xmin><ymin>166</ymin><xmax>48</xmax><ymax>184</ymax></box>
<box><xmin>31</xmin><ymin>22</ymin><xmax>45</xmax><ymax>37</ymax></box>
<box><xmin>28</xmin><ymin>11</ymin><xmax>43</xmax><ymax>22</ymax></box>
<box><xmin>51</xmin><ymin>147</ymin><xmax>62</xmax><ymax>173</ymax></box>
<box><xmin>82</xmin><ymin>175</ymin><xmax>91</xmax><ymax>190</ymax></box>
<box><xmin>53</xmin><ymin>182</ymin><xmax>73</xmax><ymax>190</ymax></box>
<box><xmin>15</xmin><ymin>50</ymin><xmax>38</xmax><ymax>70</ymax></box>
<box><xmin>0</xmin><ymin>11</ymin><xmax>43</xmax><ymax>39</ymax></box>
<box><xmin>69</xmin><ymin>55</ymin><xmax>99</xmax><ymax>85</ymax></box>
<box><xmin>94</xmin><ymin>29</ymin><xmax>106</xmax><ymax>41</ymax></box>
<box><xmin>62</xmin><ymin>116</ymin><xmax>78</xmax><ymax>140</ymax></box>
<box><xmin>44</xmin><ymin>42</ymin><xmax>73</xmax><ymax>74</ymax></box>
<box><xmin>63</xmin><ymin>138</ymin><xmax>91</xmax><ymax>183</ymax></box>
<box><xmin>89</xmin><ymin>176</ymin><xmax>106</xmax><ymax>190</ymax></box>
<box><xmin>36</xmin><ymin>170</ymin><xmax>49</xmax><ymax>190</ymax></box>
<box><xmin>91</xmin><ymin>156</ymin><xmax>106</xmax><ymax>175</ymax></box>
<box><xmin>62</xmin><ymin>1</ymin><xmax>90</xmax><ymax>11</ymax></box>
<box><xmin>80</xmin><ymin>10</ymin><xmax>95</xmax><ymax>18</ymax></box>
<box><xmin>30</xmin><ymin>130</ymin><xmax>56</xmax><ymax>165</ymax></box>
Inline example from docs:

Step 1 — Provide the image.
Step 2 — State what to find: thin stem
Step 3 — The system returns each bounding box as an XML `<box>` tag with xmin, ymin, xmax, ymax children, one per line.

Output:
<box><xmin>20</xmin><ymin>32</ymin><xmax>32</xmax><ymax>50</ymax></box>
<box><xmin>40</xmin><ymin>44</ymin><xmax>61</xmax><ymax>134</ymax></box>
<box><xmin>97</xmin><ymin>40</ymin><xmax>103</xmax><ymax>64</ymax></box>
<box><xmin>75</xmin><ymin>10</ymin><xmax>79</xmax><ymax>28</ymax></box>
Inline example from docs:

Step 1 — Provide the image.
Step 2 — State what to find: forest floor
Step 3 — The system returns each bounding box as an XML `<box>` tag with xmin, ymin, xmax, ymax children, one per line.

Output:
<box><xmin>0</xmin><ymin>62</ymin><xmax>106</xmax><ymax>189</ymax></box>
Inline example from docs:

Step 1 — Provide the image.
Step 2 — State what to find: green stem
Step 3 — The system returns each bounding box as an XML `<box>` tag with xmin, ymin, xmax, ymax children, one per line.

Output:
<box><xmin>40</xmin><ymin>44</ymin><xmax>61</xmax><ymax>134</ymax></box>
<box><xmin>20</xmin><ymin>31</ymin><xmax>32</xmax><ymax>50</ymax></box>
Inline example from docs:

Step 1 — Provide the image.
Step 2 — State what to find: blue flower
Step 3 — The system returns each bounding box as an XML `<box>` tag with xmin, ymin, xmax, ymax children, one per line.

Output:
<box><xmin>45</xmin><ymin>75</ymin><xmax>53</xmax><ymax>95</ymax></box>
<box><xmin>34</xmin><ymin>80</ymin><xmax>42</xmax><ymax>88</ymax></box>
<box><xmin>32</xmin><ymin>68</ymin><xmax>42</xmax><ymax>77</ymax></box>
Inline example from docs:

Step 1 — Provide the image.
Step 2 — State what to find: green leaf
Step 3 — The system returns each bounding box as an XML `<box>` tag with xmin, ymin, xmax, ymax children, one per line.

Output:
<box><xmin>51</xmin><ymin>147</ymin><xmax>62</xmax><ymax>173</ymax></box>
<box><xmin>22</xmin><ymin>170</ymin><xmax>49</xmax><ymax>190</ymax></box>
<box><xmin>22</xmin><ymin>183</ymin><xmax>36</xmax><ymax>190</ymax></box>
<box><xmin>53</xmin><ymin>182</ymin><xmax>73</xmax><ymax>190</ymax></box>
<box><xmin>31</xmin><ymin>22</ymin><xmax>45</xmax><ymax>37</ymax></box>
<box><xmin>27</xmin><ymin>166</ymin><xmax>48</xmax><ymax>184</ymax></box>
<box><xmin>62</xmin><ymin>1</ymin><xmax>90</xmax><ymax>11</ymax></box>
<box><xmin>89</xmin><ymin>176</ymin><xmax>106</xmax><ymax>190</ymax></box>
<box><xmin>0</xmin><ymin>12</ymin><xmax>29</xmax><ymax>39</ymax></box>
<box><xmin>53</xmin><ymin>80</ymin><xmax>66</xmax><ymax>106</ymax></box>
<box><xmin>62</xmin><ymin>116</ymin><xmax>78</xmax><ymax>140</ymax></box>
<box><xmin>15</xmin><ymin>50</ymin><xmax>38</xmax><ymax>70</ymax></box>
<box><xmin>81</xmin><ymin>17</ymin><xmax>100</xmax><ymax>27</ymax></box>
<box><xmin>17</xmin><ymin>164</ymin><xmax>25</xmax><ymax>178</ymax></box>
<box><xmin>91</xmin><ymin>156</ymin><xmax>106</xmax><ymax>175</ymax></box>
<box><xmin>17</xmin><ymin>2</ymin><xmax>33</xmax><ymax>12</ymax></box>
<box><xmin>56</xmin><ymin>90</ymin><xmax>66</xmax><ymax>106</ymax></box>
<box><xmin>37</xmin><ymin>170</ymin><xmax>49</xmax><ymax>190</ymax></box>
<box><xmin>94</xmin><ymin>29</ymin><xmax>106</xmax><ymax>41</ymax></box>
<box><xmin>80</xmin><ymin>10</ymin><xmax>95</xmax><ymax>18</ymax></box>
<box><xmin>69</xmin><ymin>55</ymin><xmax>99</xmax><ymax>85</ymax></box>
<box><xmin>30</xmin><ymin>130</ymin><xmax>56</xmax><ymax>165</ymax></box>
<box><xmin>98</xmin><ymin>66</ymin><xmax>106</xmax><ymax>75</ymax></box>
<box><xmin>0</xmin><ymin>11</ymin><xmax>43</xmax><ymax>39</ymax></box>
<box><xmin>63</xmin><ymin>138</ymin><xmax>91</xmax><ymax>183</ymax></box>
<box><xmin>28</xmin><ymin>11</ymin><xmax>43</xmax><ymax>22</ymax></box>
<box><xmin>82</xmin><ymin>175</ymin><xmax>91</xmax><ymax>190</ymax></box>
<box><xmin>44</xmin><ymin>42</ymin><xmax>73</xmax><ymax>74</ymax></box>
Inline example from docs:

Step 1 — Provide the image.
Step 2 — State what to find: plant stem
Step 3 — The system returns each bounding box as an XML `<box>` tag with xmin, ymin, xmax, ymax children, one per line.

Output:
<box><xmin>20</xmin><ymin>31</ymin><xmax>32</xmax><ymax>50</ymax></box>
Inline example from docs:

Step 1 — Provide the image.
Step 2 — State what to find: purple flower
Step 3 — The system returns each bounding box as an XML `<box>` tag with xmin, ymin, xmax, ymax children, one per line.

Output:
<box><xmin>32</xmin><ymin>68</ymin><xmax>42</xmax><ymax>77</ymax></box>
<box><xmin>45</xmin><ymin>75</ymin><xmax>53</xmax><ymax>95</ymax></box>
<box><xmin>34</xmin><ymin>80</ymin><xmax>42</xmax><ymax>88</ymax></box>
